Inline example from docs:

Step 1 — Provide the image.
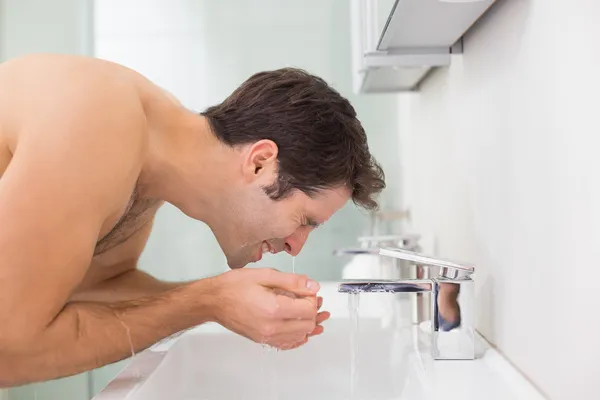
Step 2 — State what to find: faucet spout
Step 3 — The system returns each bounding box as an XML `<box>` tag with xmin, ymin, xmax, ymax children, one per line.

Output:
<box><xmin>337</xmin><ymin>246</ymin><xmax>476</xmax><ymax>360</ymax></box>
<box><xmin>338</xmin><ymin>279</ymin><xmax>433</xmax><ymax>293</ymax></box>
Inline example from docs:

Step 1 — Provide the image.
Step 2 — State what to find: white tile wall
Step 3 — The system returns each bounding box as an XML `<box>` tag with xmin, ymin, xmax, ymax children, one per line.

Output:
<box><xmin>397</xmin><ymin>1</ymin><xmax>600</xmax><ymax>399</ymax></box>
<box><xmin>0</xmin><ymin>0</ymin><xmax>92</xmax><ymax>59</ymax></box>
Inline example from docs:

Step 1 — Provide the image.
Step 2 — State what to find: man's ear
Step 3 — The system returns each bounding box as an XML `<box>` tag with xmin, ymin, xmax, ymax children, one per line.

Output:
<box><xmin>242</xmin><ymin>139</ymin><xmax>279</xmax><ymax>182</ymax></box>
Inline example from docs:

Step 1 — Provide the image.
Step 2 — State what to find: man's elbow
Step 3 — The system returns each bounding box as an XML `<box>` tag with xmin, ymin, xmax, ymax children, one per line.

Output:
<box><xmin>0</xmin><ymin>332</ymin><xmax>43</xmax><ymax>388</ymax></box>
<box><xmin>0</xmin><ymin>346</ymin><xmax>46</xmax><ymax>388</ymax></box>
<box><xmin>0</xmin><ymin>354</ymin><xmax>27</xmax><ymax>388</ymax></box>
<box><xmin>0</xmin><ymin>374</ymin><xmax>31</xmax><ymax>389</ymax></box>
<box><xmin>0</xmin><ymin>373</ymin><xmax>16</xmax><ymax>389</ymax></box>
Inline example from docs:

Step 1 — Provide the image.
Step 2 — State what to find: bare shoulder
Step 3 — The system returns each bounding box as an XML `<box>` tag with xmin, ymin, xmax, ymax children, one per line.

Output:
<box><xmin>0</xmin><ymin>54</ymin><xmax>159</xmax><ymax>225</ymax></box>
<box><xmin>0</xmin><ymin>54</ymin><xmax>182</xmax><ymax>146</ymax></box>
<box><xmin>0</xmin><ymin>54</ymin><xmax>144</xmax><ymax>94</ymax></box>
<box><xmin>0</xmin><ymin>53</ymin><xmax>146</xmax><ymax>88</ymax></box>
<box><xmin>0</xmin><ymin>54</ymin><xmax>143</xmax><ymax>123</ymax></box>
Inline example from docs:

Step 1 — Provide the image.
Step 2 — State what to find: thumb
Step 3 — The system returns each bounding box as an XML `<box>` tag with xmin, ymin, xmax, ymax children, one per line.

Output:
<box><xmin>257</xmin><ymin>268</ymin><xmax>320</xmax><ymax>296</ymax></box>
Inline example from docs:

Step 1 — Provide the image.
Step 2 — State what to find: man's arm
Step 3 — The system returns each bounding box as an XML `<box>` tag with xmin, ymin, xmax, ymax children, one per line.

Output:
<box><xmin>1</xmin><ymin>280</ymin><xmax>216</xmax><ymax>386</ymax></box>
<box><xmin>71</xmin><ymin>220</ymin><xmax>183</xmax><ymax>303</ymax></box>
<box><xmin>71</xmin><ymin>269</ymin><xmax>183</xmax><ymax>303</ymax></box>
<box><xmin>0</xmin><ymin>62</ymin><xmax>205</xmax><ymax>386</ymax></box>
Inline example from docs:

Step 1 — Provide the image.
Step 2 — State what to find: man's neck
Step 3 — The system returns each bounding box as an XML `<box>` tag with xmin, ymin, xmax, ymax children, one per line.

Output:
<box><xmin>137</xmin><ymin>113</ymin><xmax>236</xmax><ymax>222</ymax></box>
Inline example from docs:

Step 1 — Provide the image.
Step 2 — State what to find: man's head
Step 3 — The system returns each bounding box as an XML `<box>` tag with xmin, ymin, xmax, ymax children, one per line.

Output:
<box><xmin>201</xmin><ymin>68</ymin><xmax>385</xmax><ymax>268</ymax></box>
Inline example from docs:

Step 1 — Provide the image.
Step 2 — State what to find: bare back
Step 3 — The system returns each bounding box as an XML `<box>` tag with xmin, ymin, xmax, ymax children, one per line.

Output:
<box><xmin>0</xmin><ymin>54</ymin><xmax>183</xmax><ymax>291</ymax></box>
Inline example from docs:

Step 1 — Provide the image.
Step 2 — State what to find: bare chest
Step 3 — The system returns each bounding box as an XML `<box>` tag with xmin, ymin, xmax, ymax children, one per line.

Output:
<box><xmin>94</xmin><ymin>196</ymin><xmax>163</xmax><ymax>256</ymax></box>
<box><xmin>74</xmin><ymin>196</ymin><xmax>163</xmax><ymax>295</ymax></box>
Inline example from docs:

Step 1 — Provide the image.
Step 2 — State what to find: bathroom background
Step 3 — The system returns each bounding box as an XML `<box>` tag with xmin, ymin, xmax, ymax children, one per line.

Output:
<box><xmin>1</xmin><ymin>1</ymin><xmax>598</xmax><ymax>400</ymax></box>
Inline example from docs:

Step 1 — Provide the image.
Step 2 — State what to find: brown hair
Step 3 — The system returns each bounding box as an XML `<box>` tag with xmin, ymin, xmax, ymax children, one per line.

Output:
<box><xmin>202</xmin><ymin>68</ymin><xmax>385</xmax><ymax>210</ymax></box>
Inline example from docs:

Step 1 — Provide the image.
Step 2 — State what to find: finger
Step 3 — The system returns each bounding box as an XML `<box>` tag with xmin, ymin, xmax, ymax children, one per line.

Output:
<box><xmin>276</xmin><ymin>294</ymin><xmax>317</xmax><ymax>319</ymax></box>
<box><xmin>308</xmin><ymin>325</ymin><xmax>324</xmax><ymax>337</ymax></box>
<box><xmin>257</xmin><ymin>268</ymin><xmax>320</xmax><ymax>296</ymax></box>
<box><xmin>316</xmin><ymin>311</ymin><xmax>330</xmax><ymax>324</ymax></box>
<box><xmin>265</xmin><ymin>307</ymin><xmax>315</xmax><ymax>344</ymax></box>
<box><xmin>267</xmin><ymin>322</ymin><xmax>313</xmax><ymax>347</ymax></box>
<box><xmin>317</xmin><ymin>296</ymin><xmax>323</xmax><ymax>310</ymax></box>
<box><xmin>277</xmin><ymin>319</ymin><xmax>316</xmax><ymax>338</ymax></box>
<box><xmin>306</xmin><ymin>312</ymin><xmax>329</xmax><ymax>337</ymax></box>
<box><xmin>273</xmin><ymin>287</ymin><xmax>298</xmax><ymax>298</ymax></box>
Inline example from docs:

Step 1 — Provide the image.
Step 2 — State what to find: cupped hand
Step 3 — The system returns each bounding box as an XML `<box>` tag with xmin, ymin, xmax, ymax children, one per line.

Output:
<box><xmin>210</xmin><ymin>268</ymin><xmax>330</xmax><ymax>349</ymax></box>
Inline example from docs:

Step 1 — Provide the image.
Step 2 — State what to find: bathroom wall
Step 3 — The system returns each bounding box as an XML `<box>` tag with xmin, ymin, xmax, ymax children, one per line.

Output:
<box><xmin>0</xmin><ymin>1</ymin><xmax>3</xmax><ymax>396</ymax></box>
<box><xmin>396</xmin><ymin>1</ymin><xmax>599</xmax><ymax>399</ymax></box>
<box><xmin>0</xmin><ymin>1</ymin><xmax>3</xmax><ymax>61</ymax></box>
<box><xmin>0</xmin><ymin>0</ymin><xmax>92</xmax><ymax>59</ymax></box>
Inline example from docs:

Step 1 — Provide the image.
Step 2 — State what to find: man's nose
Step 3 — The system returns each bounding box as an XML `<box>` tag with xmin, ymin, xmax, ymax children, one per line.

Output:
<box><xmin>284</xmin><ymin>227</ymin><xmax>310</xmax><ymax>256</ymax></box>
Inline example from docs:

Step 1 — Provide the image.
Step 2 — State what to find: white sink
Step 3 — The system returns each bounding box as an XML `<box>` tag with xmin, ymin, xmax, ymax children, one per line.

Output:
<box><xmin>93</xmin><ymin>283</ymin><xmax>544</xmax><ymax>400</ymax></box>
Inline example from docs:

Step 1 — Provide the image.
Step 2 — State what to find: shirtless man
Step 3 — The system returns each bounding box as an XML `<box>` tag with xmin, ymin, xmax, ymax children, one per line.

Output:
<box><xmin>0</xmin><ymin>54</ymin><xmax>385</xmax><ymax>387</ymax></box>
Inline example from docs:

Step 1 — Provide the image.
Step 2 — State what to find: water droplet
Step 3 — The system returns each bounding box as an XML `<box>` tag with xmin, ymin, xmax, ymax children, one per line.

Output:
<box><xmin>118</xmin><ymin>319</ymin><xmax>140</xmax><ymax>379</ymax></box>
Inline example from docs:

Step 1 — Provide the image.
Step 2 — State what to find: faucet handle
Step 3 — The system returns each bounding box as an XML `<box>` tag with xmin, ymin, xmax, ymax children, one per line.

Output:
<box><xmin>379</xmin><ymin>247</ymin><xmax>475</xmax><ymax>279</ymax></box>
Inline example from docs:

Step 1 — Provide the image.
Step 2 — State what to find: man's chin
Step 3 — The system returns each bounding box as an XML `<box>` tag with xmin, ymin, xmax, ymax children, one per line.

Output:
<box><xmin>226</xmin><ymin>258</ymin><xmax>249</xmax><ymax>269</ymax></box>
<box><xmin>225</xmin><ymin>246</ymin><xmax>260</xmax><ymax>269</ymax></box>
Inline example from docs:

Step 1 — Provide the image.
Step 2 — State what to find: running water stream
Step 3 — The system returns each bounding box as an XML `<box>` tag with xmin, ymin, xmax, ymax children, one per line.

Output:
<box><xmin>119</xmin><ymin>319</ymin><xmax>140</xmax><ymax>379</ymax></box>
<box><xmin>260</xmin><ymin>255</ymin><xmax>298</xmax><ymax>399</ymax></box>
<box><xmin>261</xmin><ymin>344</ymin><xmax>279</xmax><ymax>400</ymax></box>
<box><xmin>348</xmin><ymin>292</ymin><xmax>360</xmax><ymax>399</ymax></box>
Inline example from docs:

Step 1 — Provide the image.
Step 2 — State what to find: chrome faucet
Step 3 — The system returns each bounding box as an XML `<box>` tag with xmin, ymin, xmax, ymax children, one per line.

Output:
<box><xmin>338</xmin><ymin>247</ymin><xmax>476</xmax><ymax>360</ymax></box>
<box><xmin>334</xmin><ymin>234</ymin><xmax>425</xmax><ymax>319</ymax></box>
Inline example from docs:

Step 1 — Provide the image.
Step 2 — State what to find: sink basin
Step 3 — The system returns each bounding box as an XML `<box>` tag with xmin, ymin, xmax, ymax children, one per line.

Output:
<box><xmin>95</xmin><ymin>320</ymin><xmax>427</xmax><ymax>400</ymax></box>
<box><xmin>93</xmin><ymin>283</ymin><xmax>544</xmax><ymax>400</ymax></box>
